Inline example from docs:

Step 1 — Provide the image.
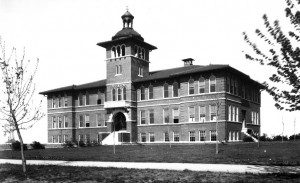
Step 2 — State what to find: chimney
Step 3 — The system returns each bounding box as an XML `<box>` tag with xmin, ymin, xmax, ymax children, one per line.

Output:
<box><xmin>182</xmin><ymin>58</ymin><xmax>194</xmax><ymax>67</ymax></box>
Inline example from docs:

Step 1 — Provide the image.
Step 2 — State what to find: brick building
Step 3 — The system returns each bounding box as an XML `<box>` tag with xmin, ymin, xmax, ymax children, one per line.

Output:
<box><xmin>40</xmin><ymin>11</ymin><xmax>263</xmax><ymax>145</ymax></box>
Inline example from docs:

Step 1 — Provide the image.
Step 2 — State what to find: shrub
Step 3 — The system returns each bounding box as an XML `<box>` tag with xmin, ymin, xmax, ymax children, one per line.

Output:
<box><xmin>289</xmin><ymin>133</ymin><xmax>300</xmax><ymax>141</ymax></box>
<box><xmin>11</xmin><ymin>141</ymin><xmax>28</xmax><ymax>151</ymax></box>
<box><xmin>30</xmin><ymin>141</ymin><xmax>45</xmax><ymax>149</ymax></box>
<box><xmin>243</xmin><ymin>136</ymin><xmax>254</xmax><ymax>142</ymax></box>
<box><xmin>78</xmin><ymin>141</ymin><xmax>85</xmax><ymax>147</ymax></box>
<box><xmin>258</xmin><ymin>134</ymin><xmax>272</xmax><ymax>141</ymax></box>
<box><xmin>63</xmin><ymin>140</ymin><xmax>76</xmax><ymax>148</ymax></box>
<box><xmin>272</xmin><ymin>135</ymin><xmax>288</xmax><ymax>141</ymax></box>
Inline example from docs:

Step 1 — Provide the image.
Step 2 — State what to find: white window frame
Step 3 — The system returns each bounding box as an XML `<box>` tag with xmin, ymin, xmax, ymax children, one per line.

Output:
<box><xmin>141</xmin><ymin>133</ymin><xmax>146</xmax><ymax>142</ymax></box>
<box><xmin>149</xmin><ymin>109</ymin><xmax>154</xmax><ymax>124</ymax></box>
<box><xmin>209</xmin><ymin>75</ymin><xmax>216</xmax><ymax>93</ymax></box>
<box><xmin>173</xmin><ymin>108</ymin><xmax>179</xmax><ymax>123</ymax></box>
<box><xmin>164</xmin><ymin>132</ymin><xmax>170</xmax><ymax>142</ymax></box>
<box><xmin>232</xmin><ymin>106</ymin><xmax>236</xmax><ymax>122</ymax></box>
<box><xmin>148</xmin><ymin>84</ymin><xmax>153</xmax><ymax>99</ymax></box>
<box><xmin>210</xmin><ymin>105</ymin><xmax>217</xmax><ymax>121</ymax></box>
<box><xmin>189</xmin><ymin>131</ymin><xmax>196</xmax><ymax>142</ymax></box>
<box><xmin>233</xmin><ymin>131</ymin><xmax>236</xmax><ymax>141</ymax></box>
<box><xmin>163</xmin><ymin>83</ymin><xmax>169</xmax><ymax>98</ymax></box>
<box><xmin>172</xmin><ymin>82</ymin><xmax>179</xmax><ymax>97</ymax></box>
<box><xmin>140</xmin><ymin>110</ymin><xmax>146</xmax><ymax>125</ymax></box>
<box><xmin>188</xmin><ymin>79</ymin><xmax>195</xmax><ymax>95</ymax></box>
<box><xmin>210</xmin><ymin>130</ymin><xmax>217</xmax><ymax>141</ymax></box>
<box><xmin>173</xmin><ymin>132</ymin><xmax>180</xmax><ymax>142</ymax></box>
<box><xmin>199</xmin><ymin>77</ymin><xmax>205</xmax><ymax>94</ymax></box>
<box><xmin>79</xmin><ymin>115</ymin><xmax>84</xmax><ymax>128</ymax></box>
<box><xmin>63</xmin><ymin>135</ymin><xmax>68</xmax><ymax>142</ymax></box>
<box><xmin>229</xmin><ymin>131</ymin><xmax>232</xmax><ymax>141</ymax></box>
<box><xmin>228</xmin><ymin>105</ymin><xmax>231</xmax><ymax>121</ymax></box>
<box><xmin>52</xmin><ymin>116</ymin><xmax>56</xmax><ymax>129</ymax></box>
<box><xmin>149</xmin><ymin>132</ymin><xmax>155</xmax><ymax>142</ymax></box>
<box><xmin>188</xmin><ymin>106</ymin><xmax>195</xmax><ymax>122</ymax></box>
<box><xmin>236</xmin><ymin>107</ymin><xmax>239</xmax><ymax>122</ymax></box>
<box><xmin>163</xmin><ymin>108</ymin><xmax>169</xmax><ymax>123</ymax></box>
<box><xmin>199</xmin><ymin>106</ymin><xmax>206</xmax><ymax>122</ymax></box>
<box><xmin>85</xmin><ymin>115</ymin><xmax>90</xmax><ymax>127</ymax></box>
<box><xmin>199</xmin><ymin>130</ymin><xmax>206</xmax><ymax>141</ymax></box>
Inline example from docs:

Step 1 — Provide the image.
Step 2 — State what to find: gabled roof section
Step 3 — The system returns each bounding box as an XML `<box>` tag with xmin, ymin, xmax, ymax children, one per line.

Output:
<box><xmin>39</xmin><ymin>79</ymin><xmax>106</xmax><ymax>95</ymax></box>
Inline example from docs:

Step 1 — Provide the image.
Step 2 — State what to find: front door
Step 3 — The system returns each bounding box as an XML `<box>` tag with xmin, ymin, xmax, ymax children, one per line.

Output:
<box><xmin>113</xmin><ymin>112</ymin><xmax>126</xmax><ymax>131</ymax></box>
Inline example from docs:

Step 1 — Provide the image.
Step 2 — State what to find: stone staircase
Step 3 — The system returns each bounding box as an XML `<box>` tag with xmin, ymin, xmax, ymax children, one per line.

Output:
<box><xmin>242</xmin><ymin>128</ymin><xmax>258</xmax><ymax>142</ymax></box>
<box><xmin>101</xmin><ymin>131</ymin><xmax>130</xmax><ymax>145</ymax></box>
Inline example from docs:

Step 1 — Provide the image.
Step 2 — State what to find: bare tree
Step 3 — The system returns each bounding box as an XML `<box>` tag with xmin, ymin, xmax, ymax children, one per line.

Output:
<box><xmin>0</xmin><ymin>38</ymin><xmax>44</xmax><ymax>175</ymax></box>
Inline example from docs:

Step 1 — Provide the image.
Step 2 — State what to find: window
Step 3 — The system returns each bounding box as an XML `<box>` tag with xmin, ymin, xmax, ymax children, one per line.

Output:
<box><xmin>51</xmin><ymin>136</ymin><xmax>55</xmax><ymax>143</ymax></box>
<box><xmin>52</xmin><ymin>117</ymin><xmax>56</xmax><ymax>128</ymax></box>
<box><xmin>199</xmin><ymin>106</ymin><xmax>206</xmax><ymax>122</ymax></box>
<box><xmin>188</xmin><ymin>79</ymin><xmax>194</xmax><ymax>95</ymax></box>
<box><xmin>64</xmin><ymin>116</ymin><xmax>68</xmax><ymax>128</ymax></box>
<box><xmin>141</xmin><ymin>133</ymin><xmax>146</xmax><ymax>142</ymax></box>
<box><xmin>64</xmin><ymin>96</ymin><xmax>68</xmax><ymax>107</ymax></box>
<box><xmin>79</xmin><ymin>94</ymin><xmax>83</xmax><ymax>106</ymax></box>
<box><xmin>104</xmin><ymin>114</ymin><xmax>108</xmax><ymax>126</ymax></box>
<box><xmin>200</xmin><ymin>131</ymin><xmax>206</xmax><ymax>141</ymax></box>
<box><xmin>58</xmin><ymin>117</ymin><xmax>62</xmax><ymax>128</ymax></box>
<box><xmin>121</xmin><ymin>45</ymin><xmax>125</xmax><ymax>56</ymax></box>
<box><xmin>149</xmin><ymin>133</ymin><xmax>155</xmax><ymax>142</ymax></box>
<box><xmin>226</xmin><ymin>76</ymin><xmax>230</xmax><ymax>92</ymax></box>
<box><xmin>112</xmin><ymin>88</ymin><xmax>116</xmax><ymax>101</ymax></box>
<box><xmin>79</xmin><ymin>115</ymin><xmax>84</xmax><ymax>127</ymax></box>
<box><xmin>123</xmin><ymin>87</ymin><xmax>126</xmax><ymax>100</ymax></box>
<box><xmin>141</xmin><ymin>110</ymin><xmax>146</xmax><ymax>125</ymax></box>
<box><xmin>229</xmin><ymin>131</ymin><xmax>232</xmax><ymax>141</ymax></box>
<box><xmin>52</xmin><ymin>97</ymin><xmax>56</xmax><ymax>108</ymax></box>
<box><xmin>118</xmin><ymin>88</ymin><xmax>122</xmax><ymax>101</ymax></box>
<box><xmin>97</xmin><ymin>91</ymin><xmax>102</xmax><ymax>104</ymax></box>
<box><xmin>228</xmin><ymin>105</ymin><xmax>232</xmax><ymax>121</ymax></box>
<box><xmin>111</xmin><ymin>46</ymin><xmax>116</xmax><ymax>58</ymax></box>
<box><xmin>232</xmin><ymin>131</ymin><xmax>236</xmax><ymax>141</ymax></box>
<box><xmin>164</xmin><ymin>132</ymin><xmax>169</xmax><ymax>142</ymax></box>
<box><xmin>173</xmin><ymin>82</ymin><xmax>179</xmax><ymax>97</ymax></box>
<box><xmin>173</xmin><ymin>108</ymin><xmax>179</xmax><ymax>123</ymax></box>
<box><xmin>256</xmin><ymin>113</ymin><xmax>259</xmax><ymax>125</ymax></box>
<box><xmin>189</xmin><ymin>106</ymin><xmax>195</xmax><ymax>122</ymax></box>
<box><xmin>210</xmin><ymin>76</ymin><xmax>216</xmax><ymax>92</ymax></box>
<box><xmin>210</xmin><ymin>130</ymin><xmax>216</xmax><ymax>141</ymax></box>
<box><xmin>149</xmin><ymin>109</ymin><xmax>154</xmax><ymax>124</ymax></box>
<box><xmin>236</xmin><ymin>131</ymin><xmax>239</xmax><ymax>140</ymax></box>
<box><xmin>85</xmin><ymin>115</ymin><xmax>90</xmax><ymax>127</ymax></box>
<box><xmin>85</xmin><ymin>93</ymin><xmax>89</xmax><ymax>105</ymax></box>
<box><xmin>85</xmin><ymin>134</ymin><xmax>90</xmax><ymax>144</ymax></box>
<box><xmin>232</xmin><ymin>106</ymin><xmax>236</xmax><ymax>122</ymax></box>
<box><xmin>63</xmin><ymin>135</ymin><xmax>68</xmax><ymax>142</ymax></box>
<box><xmin>174</xmin><ymin>132</ymin><xmax>180</xmax><ymax>142</ymax></box>
<box><xmin>189</xmin><ymin>131</ymin><xmax>196</xmax><ymax>142</ymax></box>
<box><xmin>235</xmin><ymin>79</ymin><xmax>238</xmax><ymax>95</ymax></box>
<box><xmin>199</xmin><ymin>77</ymin><xmax>205</xmax><ymax>93</ymax></box>
<box><xmin>236</xmin><ymin>107</ymin><xmax>239</xmax><ymax>122</ymax></box>
<box><xmin>58</xmin><ymin>135</ymin><xmax>62</xmax><ymax>143</ymax></box>
<box><xmin>149</xmin><ymin>85</ymin><xmax>153</xmax><ymax>99</ymax></box>
<box><xmin>163</xmin><ymin>83</ymin><xmax>169</xmax><ymax>98</ymax></box>
<box><xmin>210</xmin><ymin>105</ymin><xmax>217</xmax><ymax>121</ymax></box>
<box><xmin>97</xmin><ymin>114</ymin><xmax>102</xmax><ymax>126</ymax></box>
<box><xmin>138</xmin><ymin>67</ymin><xmax>143</xmax><ymax>77</ymax></box>
<box><xmin>140</xmin><ymin>86</ymin><xmax>145</xmax><ymax>100</ymax></box>
<box><xmin>163</xmin><ymin>108</ymin><xmax>169</xmax><ymax>123</ymax></box>
<box><xmin>242</xmin><ymin>85</ymin><xmax>246</xmax><ymax>98</ymax></box>
<box><xmin>58</xmin><ymin>97</ymin><xmax>62</xmax><ymax>108</ymax></box>
<box><xmin>115</xmin><ymin>65</ymin><xmax>120</xmax><ymax>75</ymax></box>
<box><xmin>79</xmin><ymin>135</ymin><xmax>83</xmax><ymax>142</ymax></box>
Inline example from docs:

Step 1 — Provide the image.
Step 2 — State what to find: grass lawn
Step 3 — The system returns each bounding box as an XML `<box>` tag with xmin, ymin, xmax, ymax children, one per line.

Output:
<box><xmin>0</xmin><ymin>141</ymin><xmax>300</xmax><ymax>166</ymax></box>
<box><xmin>1</xmin><ymin>164</ymin><xmax>300</xmax><ymax>183</ymax></box>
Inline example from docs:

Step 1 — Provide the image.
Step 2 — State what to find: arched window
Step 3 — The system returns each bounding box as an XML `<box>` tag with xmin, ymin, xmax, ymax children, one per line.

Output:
<box><xmin>111</xmin><ymin>46</ymin><xmax>116</xmax><ymax>58</ymax></box>
<box><xmin>117</xmin><ymin>88</ymin><xmax>122</xmax><ymax>101</ymax></box>
<box><xmin>210</xmin><ymin>75</ymin><xmax>216</xmax><ymax>93</ymax></box>
<box><xmin>117</xmin><ymin>46</ymin><xmax>121</xmax><ymax>57</ymax></box>
<box><xmin>119</xmin><ymin>65</ymin><xmax>122</xmax><ymax>74</ymax></box>
<box><xmin>123</xmin><ymin>87</ymin><xmax>126</xmax><ymax>100</ymax></box>
<box><xmin>115</xmin><ymin>65</ymin><xmax>118</xmax><ymax>75</ymax></box>
<box><xmin>141</xmin><ymin>49</ymin><xmax>145</xmax><ymax>59</ymax></box>
<box><xmin>149</xmin><ymin>84</ymin><xmax>153</xmax><ymax>99</ymax></box>
<box><xmin>188</xmin><ymin>79</ymin><xmax>194</xmax><ymax>95</ymax></box>
<box><xmin>173</xmin><ymin>82</ymin><xmax>179</xmax><ymax>97</ymax></box>
<box><xmin>121</xmin><ymin>45</ymin><xmax>125</xmax><ymax>56</ymax></box>
<box><xmin>164</xmin><ymin>83</ymin><xmax>169</xmax><ymax>98</ymax></box>
<box><xmin>199</xmin><ymin>77</ymin><xmax>205</xmax><ymax>94</ymax></box>
<box><xmin>134</xmin><ymin>45</ymin><xmax>138</xmax><ymax>57</ymax></box>
<box><xmin>141</xmin><ymin>86</ymin><xmax>145</xmax><ymax>100</ymax></box>
<box><xmin>112</xmin><ymin>88</ymin><xmax>116</xmax><ymax>101</ymax></box>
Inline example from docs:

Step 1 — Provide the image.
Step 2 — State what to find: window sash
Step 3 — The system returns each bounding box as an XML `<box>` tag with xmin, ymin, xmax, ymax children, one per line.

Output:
<box><xmin>189</xmin><ymin>106</ymin><xmax>195</xmax><ymax>122</ymax></box>
<box><xmin>189</xmin><ymin>80</ymin><xmax>194</xmax><ymax>95</ymax></box>
<box><xmin>200</xmin><ymin>131</ymin><xmax>206</xmax><ymax>141</ymax></box>
<box><xmin>174</xmin><ymin>132</ymin><xmax>180</xmax><ymax>142</ymax></box>
<box><xmin>199</xmin><ymin>78</ymin><xmax>205</xmax><ymax>93</ymax></box>
<box><xmin>189</xmin><ymin>131</ymin><xmax>195</xmax><ymax>141</ymax></box>
<box><xmin>164</xmin><ymin>84</ymin><xmax>169</xmax><ymax>98</ymax></box>
<box><xmin>149</xmin><ymin>110</ymin><xmax>154</xmax><ymax>124</ymax></box>
<box><xmin>141</xmin><ymin>111</ymin><xmax>146</xmax><ymax>124</ymax></box>
<box><xmin>164</xmin><ymin>108</ymin><xmax>169</xmax><ymax>123</ymax></box>
<box><xmin>210</xmin><ymin>130</ymin><xmax>216</xmax><ymax>141</ymax></box>
<box><xmin>149</xmin><ymin>85</ymin><xmax>153</xmax><ymax>99</ymax></box>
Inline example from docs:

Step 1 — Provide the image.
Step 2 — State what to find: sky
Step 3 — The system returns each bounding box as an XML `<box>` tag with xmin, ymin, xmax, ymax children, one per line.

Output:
<box><xmin>0</xmin><ymin>0</ymin><xmax>299</xmax><ymax>143</ymax></box>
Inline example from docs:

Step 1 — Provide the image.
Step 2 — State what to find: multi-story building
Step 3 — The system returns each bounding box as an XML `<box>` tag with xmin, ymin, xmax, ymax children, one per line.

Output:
<box><xmin>40</xmin><ymin>10</ymin><xmax>263</xmax><ymax>144</ymax></box>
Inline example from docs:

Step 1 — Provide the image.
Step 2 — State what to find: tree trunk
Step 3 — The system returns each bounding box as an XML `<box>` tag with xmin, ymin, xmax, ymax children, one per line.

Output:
<box><xmin>15</xmin><ymin>125</ymin><xmax>26</xmax><ymax>175</ymax></box>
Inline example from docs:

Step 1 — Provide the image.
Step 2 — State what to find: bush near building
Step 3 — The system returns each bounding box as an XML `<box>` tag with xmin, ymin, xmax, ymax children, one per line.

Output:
<box><xmin>10</xmin><ymin>141</ymin><xmax>27</xmax><ymax>151</ymax></box>
<box><xmin>30</xmin><ymin>141</ymin><xmax>45</xmax><ymax>150</ymax></box>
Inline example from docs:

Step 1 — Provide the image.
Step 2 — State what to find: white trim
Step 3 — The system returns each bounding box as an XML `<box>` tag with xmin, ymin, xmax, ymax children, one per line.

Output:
<box><xmin>137</xmin><ymin>120</ymin><xmax>226</xmax><ymax>127</ymax></box>
<box><xmin>105</xmin><ymin>55</ymin><xmax>150</xmax><ymax>63</ymax></box>
<box><xmin>48</xmin><ymin>108</ymin><xmax>105</xmax><ymax>115</ymax></box>
<box><xmin>189</xmin><ymin>131</ymin><xmax>196</xmax><ymax>142</ymax></box>
<box><xmin>106</xmin><ymin>81</ymin><xmax>132</xmax><ymax>86</ymax></box>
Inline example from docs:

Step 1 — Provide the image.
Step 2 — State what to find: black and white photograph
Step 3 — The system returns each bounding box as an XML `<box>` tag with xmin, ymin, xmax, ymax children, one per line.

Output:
<box><xmin>0</xmin><ymin>0</ymin><xmax>300</xmax><ymax>182</ymax></box>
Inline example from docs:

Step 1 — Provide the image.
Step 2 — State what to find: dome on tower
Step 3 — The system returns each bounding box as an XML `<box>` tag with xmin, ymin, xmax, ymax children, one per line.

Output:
<box><xmin>112</xmin><ymin>10</ymin><xmax>144</xmax><ymax>41</ymax></box>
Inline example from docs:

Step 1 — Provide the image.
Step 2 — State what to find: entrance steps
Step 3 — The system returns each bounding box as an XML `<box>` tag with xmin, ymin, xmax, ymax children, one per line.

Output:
<box><xmin>242</xmin><ymin>128</ymin><xmax>258</xmax><ymax>142</ymax></box>
<box><xmin>101</xmin><ymin>131</ymin><xmax>130</xmax><ymax>145</ymax></box>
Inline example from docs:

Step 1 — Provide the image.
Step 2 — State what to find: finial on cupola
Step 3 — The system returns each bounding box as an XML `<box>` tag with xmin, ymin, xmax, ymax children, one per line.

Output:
<box><xmin>121</xmin><ymin>7</ymin><xmax>134</xmax><ymax>29</ymax></box>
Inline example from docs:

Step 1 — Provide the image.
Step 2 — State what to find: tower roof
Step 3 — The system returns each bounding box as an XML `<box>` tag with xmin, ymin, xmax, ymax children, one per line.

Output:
<box><xmin>112</xmin><ymin>28</ymin><xmax>144</xmax><ymax>41</ymax></box>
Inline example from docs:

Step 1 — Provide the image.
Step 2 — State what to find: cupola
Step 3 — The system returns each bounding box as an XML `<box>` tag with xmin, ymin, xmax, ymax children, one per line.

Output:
<box><xmin>182</xmin><ymin>58</ymin><xmax>194</xmax><ymax>66</ymax></box>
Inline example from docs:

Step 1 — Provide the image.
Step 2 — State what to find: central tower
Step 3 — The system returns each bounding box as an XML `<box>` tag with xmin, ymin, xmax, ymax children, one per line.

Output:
<box><xmin>97</xmin><ymin>10</ymin><xmax>157</xmax><ymax>142</ymax></box>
